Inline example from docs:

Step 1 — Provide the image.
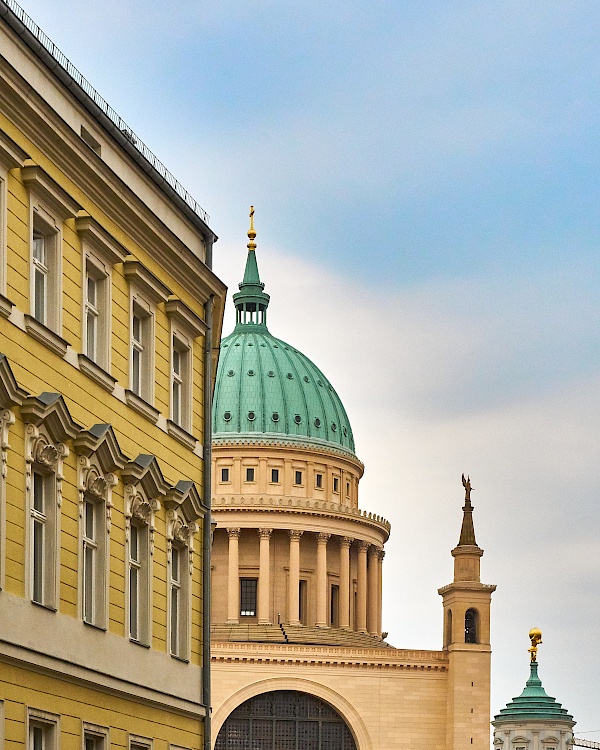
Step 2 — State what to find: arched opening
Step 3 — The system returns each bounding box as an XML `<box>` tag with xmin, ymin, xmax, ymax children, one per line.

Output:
<box><xmin>214</xmin><ymin>690</ymin><xmax>358</xmax><ymax>750</ymax></box>
<box><xmin>464</xmin><ymin>608</ymin><xmax>479</xmax><ymax>643</ymax></box>
<box><xmin>445</xmin><ymin>609</ymin><xmax>453</xmax><ymax>647</ymax></box>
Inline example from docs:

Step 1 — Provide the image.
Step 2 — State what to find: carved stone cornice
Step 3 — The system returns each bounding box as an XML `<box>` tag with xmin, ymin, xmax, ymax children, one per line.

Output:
<box><xmin>212</xmin><ymin>494</ymin><xmax>390</xmax><ymax>535</ymax></box>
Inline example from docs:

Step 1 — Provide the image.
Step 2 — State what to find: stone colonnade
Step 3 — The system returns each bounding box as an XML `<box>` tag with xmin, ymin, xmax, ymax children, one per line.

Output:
<box><xmin>224</xmin><ymin>527</ymin><xmax>385</xmax><ymax>636</ymax></box>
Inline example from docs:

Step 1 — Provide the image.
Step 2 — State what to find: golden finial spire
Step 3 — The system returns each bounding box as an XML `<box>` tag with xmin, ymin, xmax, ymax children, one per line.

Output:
<box><xmin>528</xmin><ymin>628</ymin><xmax>542</xmax><ymax>662</ymax></box>
<box><xmin>247</xmin><ymin>205</ymin><xmax>256</xmax><ymax>251</ymax></box>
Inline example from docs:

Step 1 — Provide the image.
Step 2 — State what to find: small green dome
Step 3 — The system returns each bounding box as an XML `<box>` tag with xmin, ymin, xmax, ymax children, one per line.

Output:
<box><xmin>212</xmin><ymin>236</ymin><xmax>355</xmax><ymax>456</ymax></box>
<box><xmin>493</xmin><ymin>662</ymin><xmax>574</xmax><ymax>725</ymax></box>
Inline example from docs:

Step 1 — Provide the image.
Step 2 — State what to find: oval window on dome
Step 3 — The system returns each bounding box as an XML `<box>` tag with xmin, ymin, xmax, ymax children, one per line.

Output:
<box><xmin>247</xmin><ymin>342</ymin><xmax>253</xmax><ymax>346</ymax></box>
<box><xmin>303</xmin><ymin>375</ymin><xmax>309</xmax><ymax>382</ymax></box>
<box><xmin>273</xmin><ymin>344</ymin><xmax>279</xmax><ymax>348</ymax></box>
<box><xmin>294</xmin><ymin>415</ymin><xmax>302</xmax><ymax>424</ymax></box>
<box><xmin>222</xmin><ymin>343</ymin><xmax>228</xmax><ymax>347</ymax></box>
<box><xmin>317</xmin><ymin>380</ymin><xmax>323</xmax><ymax>386</ymax></box>
<box><xmin>314</xmin><ymin>418</ymin><xmax>321</xmax><ymax>428</ymax></box>
<box><xmin>331</xmin><ymin>422</ymin><xmax>337</xmax><ymax>432</ymax></box>
<box><xmin>286</xmin><ymin>373</ymin><xmax>293</xmax><ymax>379</ymax></box>
<box><xmin>267</xmin><ymin>371</ymin><xmax>275</xmax><ymax>377</ymax></box>
<box><xmin>227</xmin><ymin>370</ymin><xmax>235</xmax><ymax>377</ymax></box>
<box><xmin>248</xmin><ymin>411</ymin><xmax>256</xmax><ymax>421</ymax></box>
<box><xmin>248</xmin><ymin>370</ymin><xmax>255</xmax><ymax>376</ymax></box>
<box><xmin>343</xmin><ymin>426</ymin><xmax>348</xmax><ymax>436</ymax></box>
<box><xmin>272</xmin><ymin>412</ymin><xmax>279</xmax><ymax>422</ymax></box>
<box><xmin>223</xmin><ymin>411</ymin><xmax>232</xmax><ymax>422</ymax></box>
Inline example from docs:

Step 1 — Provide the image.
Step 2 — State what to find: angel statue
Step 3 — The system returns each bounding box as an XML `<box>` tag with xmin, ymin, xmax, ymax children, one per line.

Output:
<box><xmin>461</xmin><ymin>473</ymin><xmax>473</xmax><ymax>502</ymax></box>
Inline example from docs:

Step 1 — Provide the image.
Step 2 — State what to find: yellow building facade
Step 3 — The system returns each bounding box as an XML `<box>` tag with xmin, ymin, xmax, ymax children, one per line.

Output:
<box><xmin>0</xmin><ymin>3</ymin><xmax>225</xmax><ymax>750</ymax></box>
<box><xmin>209</xmin><ymin>222</ymin><xmax>496</xmax><ymax>750</ymax></box>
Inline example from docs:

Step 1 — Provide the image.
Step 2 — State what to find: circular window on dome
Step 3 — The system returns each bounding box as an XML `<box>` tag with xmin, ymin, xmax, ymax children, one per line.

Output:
<box><xmin>272</xmin><ymin>412</ymin><xmax>279</xmax><ymax>422</ymax></box>
<box><xmin>343</xmin><ymin>426</ymin><xmax>348</xmax><ymax>436</ymax></box>
<box><xmin>303</xmin><ymin>375</ymin><xmax>309</xmax><ymax>382</ymax></box>
<box><xmin>294</xmin><ymin>415</ymin><xmax>302</xmax><ymax>424</ymax></box>
<box><xmin>317</xmin><ymin>380</ymin><xmax>323</xmax><ymax>386</ymax></box>
<box><xmin>223</xmin><ymin>411</ymin><xmax>231</xmax><ymax>422</ymax></box>
<box><xmin>227</xmin><ymin>370</ymin><xmax>235</xmax><ymax>377</ymax></box>
<box><xmin>267</xmin><ymin>370</ymin><xmax>275</xmax><ymax>377</ymax></box>
<box><xmin>273</xmin><ymin>345</ymin><xmax>279</xmax><ymax>348</ymax></box>
<box><xmin>248</xmin><ymin>411</ymin><xmax>256</xmax><ymax>421</ymax></box>
<box><xmin>314</xmin><ymin>418</ymin><xmax>321</xmax><ymax>428</ymax></box>
<box><xmin>261</xmin><ymin>343</ymin><xmax>266</xmax><ymax>347</ymax></box>
<box><xmin>284</xmin><ymin>347</ymin><xmax>289</xmax><ymax>350</ymax></box>
<box><xmin>248</xmin><ymin>370</ymin><xmax>255</xmax><ymax>376</ymax></box>
<box><xmin>234</xmin><ymin>343</ymin><xmax>240</xmax><ymax>347</ymax></box>
<box><xmin>248</xmin><ymin>342</ymin><xmax>253</xmax><ymax>346</ymax></box>
<box><xmin>286</xmin><ymin>373</ymin><xmax>293</xmax><ymax>379</ymax></box>
<box><xmin>331</xmin><ymin>422</ymin><xmax>337</xmax><ymax>431</ymax></box>
<box><xmin>223</xmin><ymin>343</ymin><xmax>228</xmax><ymax>347</ymax></box>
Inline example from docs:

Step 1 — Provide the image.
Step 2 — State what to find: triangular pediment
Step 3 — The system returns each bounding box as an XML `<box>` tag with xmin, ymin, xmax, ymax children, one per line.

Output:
<box><xmin>74</xmin><ymin>423</ymin><xmax>128</xmax><ymax>472</ymax></box>
<box><xmin>21</xmin><ymin>392</ymin><xmax>80</xmax><ymax>442</ymax></box>
<box><xmin>0</xmin><ymin>354</ymin><xmax>28</xmax><ymax>407</ymax></box>
<box><xmin>121</xmin><ymin>454</ymin><xmax>169</xmax><ymax>498</ymax></box>
<box><xmin>165</xmin><ymin>479</ymin><xmax>205</xmax><ymax>522</ymax></box>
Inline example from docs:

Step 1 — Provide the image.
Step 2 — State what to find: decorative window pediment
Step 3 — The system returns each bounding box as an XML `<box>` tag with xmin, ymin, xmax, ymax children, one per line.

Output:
<box><xmin>75</xmin><ymin>214</ymin><xmax>128</xmax><ymax>266</ymax></box>
<box><xmin>122</xmin><ymin>454</ymin><xmax>169</xmax><ymax>550</ymax></box>
<box><xmin>124</xmin><ymin>257</ymin><xmax>171</xmax><ymax>304</ymax></box>
<box><xmin>21</xmin><ymin>162</ymin><xmax>81</xmax><ymax>221</ymax></box>
<box><xmin>74</xmin><ymin>424</ymin><xmax>126</xmax><ymax>629</ymax></box>
<box><xmin>164</xmin><ymin>480</ymin><xmax>205</xmax><ymax>567</ymax></box>
<box><xmin>164</xmin><ymin>297</ymin><xmax>207</xmax><ymax>338</ymax></box>
<box><xmin>0</xmin><ymin>130</ymin><xmax>28</xmax><ymax>169</ymax></box>
<box><xmin>21</xmin><ymin>392</ymin><xmax>80</xmax><ymax>444</ymax></box>
<box><xmin>0</xmin><ymin>353</ymin><xmax>28</xmax><ymax>408</ymax></box>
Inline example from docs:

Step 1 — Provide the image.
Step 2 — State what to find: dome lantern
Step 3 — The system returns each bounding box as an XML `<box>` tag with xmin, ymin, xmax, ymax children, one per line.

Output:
<box><xmin>232</xmin><ymin>206</ymin><xmax>270</xmax><ymax>330</ymax></box>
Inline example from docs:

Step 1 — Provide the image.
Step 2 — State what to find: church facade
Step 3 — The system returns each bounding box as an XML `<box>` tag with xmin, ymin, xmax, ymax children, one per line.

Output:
<box><xmin>210</xmin><ymin>215</ymin><xmax>497</xmax><ymax>750</ymax></box>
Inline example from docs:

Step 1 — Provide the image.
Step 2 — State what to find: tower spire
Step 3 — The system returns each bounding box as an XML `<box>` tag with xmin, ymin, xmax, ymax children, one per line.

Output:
<box><xmin>232</xmin><ymin>206</ymin><xmax>270</xmax><ymax>329</ymax></box>
<box><xmin>458</xmin><ymin>473</ymin><xmax>477</xmax><ymax>546</ymax></box>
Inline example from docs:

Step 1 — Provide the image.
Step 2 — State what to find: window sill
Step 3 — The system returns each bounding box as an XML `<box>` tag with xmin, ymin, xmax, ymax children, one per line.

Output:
<box><xmin>0</xmin><ymin>293</ymin><xmax>14</xmax><ymax>319</ymax></box>
<box><xmin>83</xmin><ymin>618</ymin><xmax>107</xmax><ymax>632</ymax></box>
<box><xmin>31</xmin><ymin>599</ymin><xmax>57</xmax><ymax>612</ymax></box>
<box><xmin>124</xmin><ymin>390</ymin><xmax>160</xmax><ymax>423</ymax></box>
<box><xmin>166</xmin><ymin>419</ymin><xmax>197</xmax><ymax>450</ymax></box>
<box><xmin>78</xmin><ymin>354</ymin><xmax>116</xmax><ymax>393</ymax></box>
<box><xmin>24</xmin><ymin>315</ymin><xmax>69</xmax><ymax>357</ymax></box>
<box><xmin>170</xmin><ymin>652</ymin><xmax>190</xmax><ymax>664</ymax></box>
<box><xmin>129</xmin><ymin>637</ymin><xmax>151</xmax><ymax>649</ymax></box>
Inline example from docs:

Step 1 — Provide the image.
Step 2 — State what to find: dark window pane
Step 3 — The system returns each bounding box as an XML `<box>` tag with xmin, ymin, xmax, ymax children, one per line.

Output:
<box><xmin>240</xmin><ymin>578</ymin><xmax>257</xmax><ymax>616</ymax></box>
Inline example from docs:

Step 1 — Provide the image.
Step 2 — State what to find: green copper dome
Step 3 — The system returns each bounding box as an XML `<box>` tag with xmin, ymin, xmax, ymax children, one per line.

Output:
<box><xmin>493</xmin><ymin>662</ymin><xmax>574</xmax><ymax>724</ymax></box>
<box><xmin>213</xmin><ymin>219</ymin><xmax>355</xmax><ymax>456</ymax></box>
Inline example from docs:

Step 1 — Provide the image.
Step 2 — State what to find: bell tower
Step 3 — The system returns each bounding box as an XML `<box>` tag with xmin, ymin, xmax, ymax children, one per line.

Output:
<box><xmin>438</xmin><ymin>475</ymin><xmax>497</xmax><ymax>750</ymax></box>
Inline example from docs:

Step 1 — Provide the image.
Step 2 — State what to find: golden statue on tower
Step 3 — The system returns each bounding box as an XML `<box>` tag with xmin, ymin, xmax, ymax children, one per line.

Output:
<box><xmin>528</xmin><ymin>627</ymin><xmax>542</xmax><ymax>662</ymax></box>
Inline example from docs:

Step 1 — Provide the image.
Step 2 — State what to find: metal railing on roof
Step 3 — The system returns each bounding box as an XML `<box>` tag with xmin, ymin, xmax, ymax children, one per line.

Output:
<box><xmin>1</xmin><ymin>0</ymin><xmax>210</xmax><ymax>226</ymax></box>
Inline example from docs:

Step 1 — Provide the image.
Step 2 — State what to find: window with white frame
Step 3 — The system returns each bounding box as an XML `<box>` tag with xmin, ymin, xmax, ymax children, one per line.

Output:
<box><xmin>30</xmin><ymin>468</ymin><xmax>56</xmax><ymax>607</ymax></box>
<box><xmin>84</xmin><ymin>258</ymin><xmax>109</xmax><ymax>368</ymax></box>
<box><xmin>169</xmin><ymin>545</ymin><xmax>182</xmax><ymax>655</ymax></box>
<box><xmin>28</xmin><ymin>709</ymin><xmax>59</xmax><ymax>750</ymax></box>
<box><xmin>129</xmin><ymin>737</ymin><xmax>153</xmax><ymax>750</ymax></box>
<box><xmin>82</xmin><ymin>493</ymin><xmax>108</xmax><ymax>628</ymax></box>
<box><xmin>171</xmin><ymin>334</ymin><xmax>191</xmax><ymax>430</ymax></box>
<box><xmin>31</xmin><ymin>209</ymin><xmax>60</xmax><ymax>332</ymax></box>
<box><xmin>128</xmin><ymin>519</ymin><xmax>151</xmax><ymax>645</ymax></box>
<box><xmin>131</xmin><ymin>299</ymin><xmax>153</xmax><ymax>402</ymax></box>
<box><xmin>83</xmin><ymin>723</ymin><xmax>108</xmax><ymax>750</ymax></box>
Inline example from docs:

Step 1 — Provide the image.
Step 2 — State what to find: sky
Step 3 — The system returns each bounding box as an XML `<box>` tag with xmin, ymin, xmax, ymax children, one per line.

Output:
<box><xmin>15</xmin><ymin>0</ymin><xmax>600</xmax><ymax>740</ymax></box>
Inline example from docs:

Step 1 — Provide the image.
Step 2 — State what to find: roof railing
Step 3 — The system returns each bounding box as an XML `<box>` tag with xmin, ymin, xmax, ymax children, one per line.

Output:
<box><xmin>0</xmin><ymin>0</ymin><xmax>209</xmax><ymax>225</ymax></box>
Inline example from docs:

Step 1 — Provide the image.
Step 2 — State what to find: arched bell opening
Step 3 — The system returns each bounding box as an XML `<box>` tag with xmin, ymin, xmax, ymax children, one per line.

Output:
<box><xmin>214</xmin><ymin>689</ymin><xmax>358</xmax><ymax>750</ymax></box>
<box><xmin>464</xmin><ymin>607</ymin><xmax>479</xmax><ymax>644</ymax></box>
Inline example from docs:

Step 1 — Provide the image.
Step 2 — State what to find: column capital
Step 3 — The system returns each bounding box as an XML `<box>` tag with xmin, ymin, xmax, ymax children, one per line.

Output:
<box><xmin>340</xmin><ymin>536</ymin><xmax>353</xmax><ymax>548</ymax></box>
<box><xmin>368</xmin><ymin>545</ymin><xmax>382</xmax><ymax>559</ymax></box>
<box><xmin>258</xmin><ymin>528</ymin><xmax>273</xmax><ymax>539</ymax></box>
<box><xmin>316</xmin><ymin>532</ymin><xmax>331</xmax><ymax>545</ymax></box>
<box><xmin>378</xmin><ymin>549</ymin><xmax>386</xmax><ymax>561</ymax></box>
<box><xmin>227</xmin><ymin>527</ymin><xmax>241</xmax><ymax>539</ymax></box>
<box><xmin>288</xmin><ymin>529</ymin><xmax>304</xmax><ymax>541</ymax></box>
<box><xmin>357</xmin><ymin>539</ymin><xmax>370</xmax><ymax>551</ymax></box>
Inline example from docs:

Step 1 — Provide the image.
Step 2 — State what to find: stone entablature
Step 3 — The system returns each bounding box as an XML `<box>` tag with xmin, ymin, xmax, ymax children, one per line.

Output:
<box><xmin>213</xmin><ymin>495</ymin><xmax>390</xmax><ymax>536</ymax></box>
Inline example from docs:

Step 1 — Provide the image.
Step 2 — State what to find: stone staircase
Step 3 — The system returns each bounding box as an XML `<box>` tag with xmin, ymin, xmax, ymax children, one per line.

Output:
<box><xmin>211</xmin><ymin>623</ymin><xmax>391</xmax><ymax>649</ymax></box>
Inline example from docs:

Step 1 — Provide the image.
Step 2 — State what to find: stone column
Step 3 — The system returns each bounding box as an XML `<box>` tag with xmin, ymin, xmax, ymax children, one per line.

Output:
<box><xmin>288</xmin><ymin>530</ymin><xmax>303</xmax><ymax>625</ymax></box>
<box><xmin>339</xmin><ymin>537</ymin><xmax>352</xmax><ymax>629</ymax></box>
<box><xmin>356</xmin><ymin>540</ymin><xmax>369</xmax><ymax>633</ymax></box>
<box><xmin>378</xmin><ymin>549</ymin><xmax>385</xmax><ymax>637</ymax></box>
<box><xmin>257</xmin><ymin>528</ymin><xmax>272</xmax><ymax>625</ymax></box>
<box><xmin>315</xmin><ymin>533</ymin><xmax>330</xmax><ymax>627</ymax></box>
<box><xmin>367</xmin><ymin>546</ymin><xmax>380</xmax><ymax>636</ymax></box>
<box><xmin>226</xmin><ymin>528</ymin><xmax>241</xmax><ymax>625</ymax></box>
